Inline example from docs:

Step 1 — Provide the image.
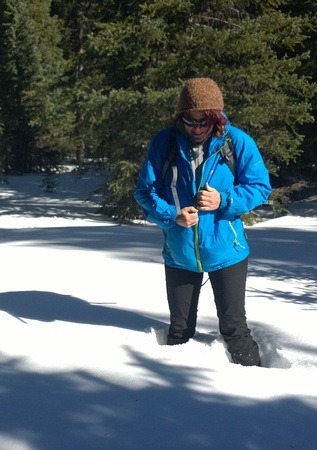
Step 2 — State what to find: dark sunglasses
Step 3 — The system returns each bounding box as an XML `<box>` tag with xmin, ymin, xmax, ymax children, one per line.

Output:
<box><xmin>182</xmin><ymin>117</ymin><xmax>210</xmax><ymax>128</ymax></box>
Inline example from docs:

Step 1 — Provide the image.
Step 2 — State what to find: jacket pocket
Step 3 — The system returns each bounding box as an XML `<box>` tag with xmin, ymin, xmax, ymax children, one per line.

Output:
<box><xmin>228</xmin><ymin>221</ymin><xmax>246</xmax><ymax>249</ymax></box>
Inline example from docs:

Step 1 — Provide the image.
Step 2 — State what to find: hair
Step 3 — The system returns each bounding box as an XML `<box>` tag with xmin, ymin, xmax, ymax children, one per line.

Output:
<box><xmin>204</xmin><ymin>110</ymin><xmax>227</xmax><ymax>137</ymax></box>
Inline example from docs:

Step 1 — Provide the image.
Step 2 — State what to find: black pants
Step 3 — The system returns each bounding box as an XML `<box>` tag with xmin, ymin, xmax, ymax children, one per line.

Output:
<box><xmin>165</xmin><ymin>259</ymin><xmax>260</xmax><ymax>366</ymax></box>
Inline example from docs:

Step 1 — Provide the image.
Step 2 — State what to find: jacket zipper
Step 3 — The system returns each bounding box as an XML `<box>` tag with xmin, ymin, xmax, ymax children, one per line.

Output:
<box><xmin>193</xmin><ymin>149</ymin><xmax>222</xmax><ymax>273</ymax></box>
<box><xmin>194</xmin><ymin>223</ymin><xmax>203</xmax><ymax>272</ymax></box>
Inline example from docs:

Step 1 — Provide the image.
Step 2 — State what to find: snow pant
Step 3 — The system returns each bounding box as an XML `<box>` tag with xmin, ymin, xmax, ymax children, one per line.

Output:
<box><xmin>164</xmin><ymin>258</ymin><xmax>260</xmax><ymax>366</ymax></box>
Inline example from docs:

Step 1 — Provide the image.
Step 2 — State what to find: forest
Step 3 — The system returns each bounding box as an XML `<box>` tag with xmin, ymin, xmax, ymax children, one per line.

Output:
<box><xmin>0</xmin><ymin>0</ymin><xmax>316</xmax><ymax>220</ymax></box>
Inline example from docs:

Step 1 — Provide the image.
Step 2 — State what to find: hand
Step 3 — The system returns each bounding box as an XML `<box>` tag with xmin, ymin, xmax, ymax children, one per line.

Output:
<box><xmin>176</xmin><ymin>206</ymin><xmax>199</xmax><ymax>228</ymax></box>
<box><xmin>197</xmin><ymin>183</ymin><xmax>221</xmax><ymax>211</ymax></box>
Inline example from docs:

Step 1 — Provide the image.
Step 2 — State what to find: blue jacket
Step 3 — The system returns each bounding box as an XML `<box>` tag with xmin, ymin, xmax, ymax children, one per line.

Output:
<box><xmin>134</xmin><ymin>123</ymin><xmax>272</xmax><ymax>273</ymax></box>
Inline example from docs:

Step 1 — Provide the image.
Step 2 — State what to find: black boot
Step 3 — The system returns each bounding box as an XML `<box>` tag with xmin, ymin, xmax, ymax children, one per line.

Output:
<box><xmin>166</xmin><ymin>335</ymin><xmax>189</xmax><ymax>345</ymax></box>
<box><xmin>227</xmin><ymin>335</ymin><xmax>261</xmax><ymax>366</ymax></box>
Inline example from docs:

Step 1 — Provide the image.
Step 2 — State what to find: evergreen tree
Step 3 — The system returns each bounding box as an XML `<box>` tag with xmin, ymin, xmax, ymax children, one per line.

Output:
<box><xmin>0</xmin><ymin>0</ymin><xmax>74</xmax><ymax>173</ymax></box>
<box><xmin>50</xmin><ymin>0</ymin><xmax>106</xmax><ymax>164</ymax></box>
<box><xmin>84</xmin><ymin>0</ymin><xmax>315</xmax><ymax>219</ymax></box>
<box><xmin>1</xmin><ymin>0</ymin><xmax>315</xmax><ymax>218</ymax></box>
<box><xmin>280</xmin><ymin>0</ymin><xmax>317</xmax><ymax>178</ymax></box>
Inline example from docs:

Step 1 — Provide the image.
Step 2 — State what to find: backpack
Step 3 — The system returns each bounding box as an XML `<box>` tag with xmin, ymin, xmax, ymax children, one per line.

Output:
<box><xmin>162</xmin><ymin>128</ymin><xmax>236</xmax><ymax>183</ymax></box>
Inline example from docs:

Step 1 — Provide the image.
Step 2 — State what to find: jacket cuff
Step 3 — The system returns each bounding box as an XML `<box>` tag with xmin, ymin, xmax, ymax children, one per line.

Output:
<box><xmin>218</xmin><ymin>192</ymin><xmax>228</xmax><ymax>210</ymax></box>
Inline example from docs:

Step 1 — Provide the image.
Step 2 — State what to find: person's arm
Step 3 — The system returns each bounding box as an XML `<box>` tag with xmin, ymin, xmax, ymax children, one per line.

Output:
<box><xmin>134</xmin><ymin>130</ymin><xmax>179</xmax><ymax>228</ymax></box>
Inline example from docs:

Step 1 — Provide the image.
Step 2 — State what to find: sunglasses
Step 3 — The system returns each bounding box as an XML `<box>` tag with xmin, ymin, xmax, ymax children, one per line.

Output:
<box><xmin>182</xmin><ymin>116</ymin><xmax>210</xmax><ymax>128</ymax></box>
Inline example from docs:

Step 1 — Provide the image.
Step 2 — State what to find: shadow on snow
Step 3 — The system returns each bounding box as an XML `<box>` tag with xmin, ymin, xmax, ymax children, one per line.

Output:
<box><xmin>246</xmin><ymin>226</ymin><xmax>316</xmax><ymax>307</ymax></box>
<box><xmin>0</xmin><ymin>222</ymin><xmax>315</xmax><ymax>304</ymax></box>
<box><xmin>0</xmin><ymin>351</ymin><xmax>316</xmax><ymax>450</ymax></box>
<box><xmin>0</xmin><ymin>224</ymin><xmax>163</xmax><ymax>263</ymax></box>
<box><xmin>0</xmin><ymin>291</ymin><xmax>164</xmax><ymax>331</ymax></box>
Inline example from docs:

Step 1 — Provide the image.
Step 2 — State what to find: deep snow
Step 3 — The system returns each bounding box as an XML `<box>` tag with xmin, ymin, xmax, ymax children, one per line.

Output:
<box><xmin>0</xmin><ymin>171</ymin><xmax>316</xmax><ymax>450</ymax></box>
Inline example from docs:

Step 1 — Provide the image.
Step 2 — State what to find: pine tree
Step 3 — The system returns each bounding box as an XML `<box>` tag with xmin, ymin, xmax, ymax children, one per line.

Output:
<box><xmin>50</xmin><ymin>0</ymin><xmax>107</xmax><ymax>164</ymax></box>
<box><xmin>280</xmin><ymin>0</ymin><xmax>317</xmax><ymax>178</ymax></box>
<box><xmin>0</xmin><ymin>0</ymin><xmax>74</xmax><ymax>173</ymax></box>
<box><xmin>83</xmin><ymin>0</ymin><xmax>316</xmax><ymax>219</ymax></box>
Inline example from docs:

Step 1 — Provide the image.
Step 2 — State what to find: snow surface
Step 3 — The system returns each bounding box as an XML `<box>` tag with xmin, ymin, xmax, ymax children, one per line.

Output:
<box><xmin>0</xmin><ymin>171</ymin><xmax>316</xmax><ymax>450</ymax></box>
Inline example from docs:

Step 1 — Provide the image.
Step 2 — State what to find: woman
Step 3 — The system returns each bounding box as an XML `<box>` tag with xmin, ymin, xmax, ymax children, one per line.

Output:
<box><xmin>134</xmin><ymin>78</ymin><xmax>271</xmax><ymax>366</ymax></box>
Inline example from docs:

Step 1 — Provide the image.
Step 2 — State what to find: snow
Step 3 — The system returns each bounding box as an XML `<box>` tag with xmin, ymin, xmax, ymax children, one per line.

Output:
<box><xmin>0</xmin><ymin>171</ymin><xmax>316</xmax><ymax>450</ymax></box>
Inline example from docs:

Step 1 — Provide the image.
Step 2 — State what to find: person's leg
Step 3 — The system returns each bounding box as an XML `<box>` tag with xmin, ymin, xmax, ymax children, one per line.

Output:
<box><xmin>165</xmin><ymin>265</ymin><xmax>203</xmax><ymax>345</ymax></box>
<box><xmin>208</xmin><ymin>258</ymin><xmax>260</xmax><ymax>366</ymax></box>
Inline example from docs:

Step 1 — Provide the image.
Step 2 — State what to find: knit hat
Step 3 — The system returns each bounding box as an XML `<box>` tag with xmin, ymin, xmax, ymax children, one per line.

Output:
<box><xmin>177</xmin><ymin>77</ymin><xmax>224</xmax><ymax>112</ymax></box>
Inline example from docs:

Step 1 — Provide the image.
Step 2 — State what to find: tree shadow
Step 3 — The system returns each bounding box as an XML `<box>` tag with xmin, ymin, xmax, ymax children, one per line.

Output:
<box><xmin>247</xmin><ymin>226</ymin><xmax>317</xmax><ymax>307</ymax></box>
<box><xmin>247</xmin><ymin>226</ymin><xmax>316</xmax><ymax>273</ymax></box>
<box><xmin>0</xmin><ymin>224</ymin><xmax>163</xmax><ymax>263</ymax></box>
<box><xmin>247</xmin><ymin>281</ymin><xmax>316</xmax><ymax>308</ymax></box>
<box><xmin>0</xmin><ymin>171</ymin><xmax>103</xmax><ymax>219</ymax></box>
<box><xmin>0</xmin><ymin>291</ymin><xmax>164</xmax><ymax>331</ymax></box>
<box><xmin>0</xmin><ymin>351</ymin><xmax>316</xmax><ymax>450</ymax></box>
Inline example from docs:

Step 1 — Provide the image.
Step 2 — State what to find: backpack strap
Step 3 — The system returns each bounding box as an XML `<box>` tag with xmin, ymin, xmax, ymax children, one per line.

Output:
<box><xmin>162</xmin><ymin>127</ymin><xmax>178</xmax><ymax>183</ymax></box>
<box><xmin>220</xmin><ymin>135</ymin><xmax>236</xmax><ymax>176</ymax></box>
<box><xmin>162</xmin><ymin>129</ymin><xmax>236</xmax><ymax>183</ymax></box>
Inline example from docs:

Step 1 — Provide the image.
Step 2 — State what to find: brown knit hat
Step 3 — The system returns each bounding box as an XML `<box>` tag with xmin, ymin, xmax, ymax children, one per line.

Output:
<box><xmin>177</xmin><ymin>77</ymin><xmax>224</xmax><ymax>112</ymax></box>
